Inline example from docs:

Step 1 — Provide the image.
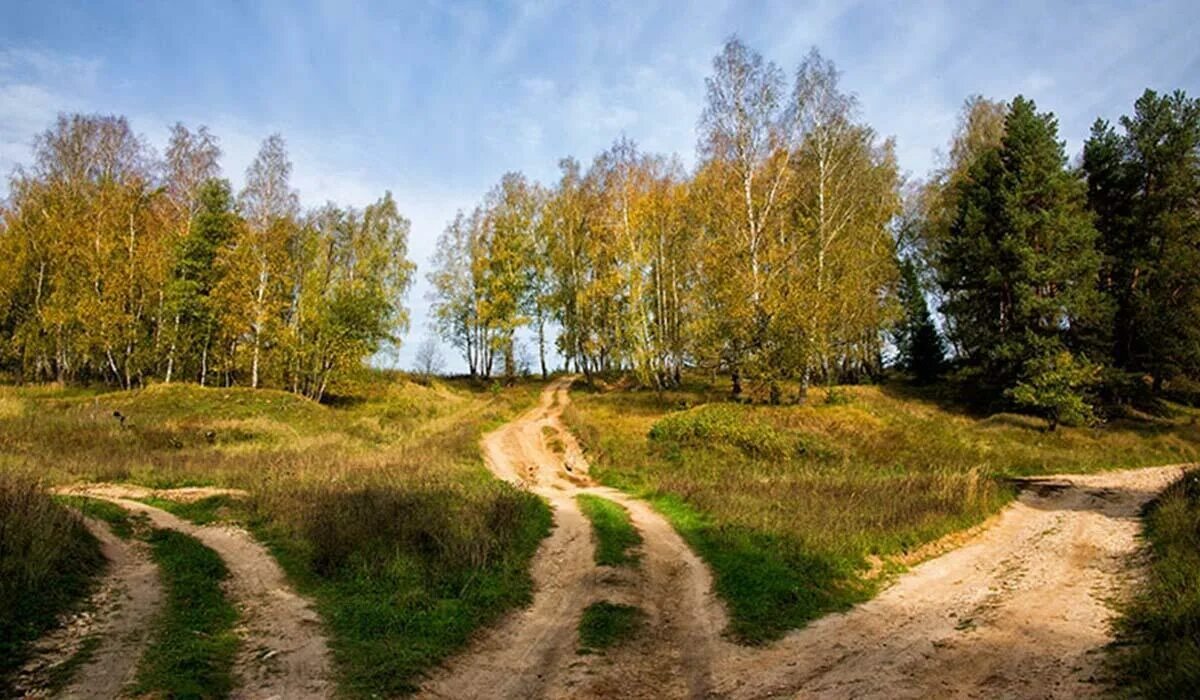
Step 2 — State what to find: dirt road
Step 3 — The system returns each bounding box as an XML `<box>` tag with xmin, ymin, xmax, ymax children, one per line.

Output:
<box><xmin>55</xmin><ymin>486</ymin><xmax>333</xmax><ymax>699</ymax></box>
<box><xmin>713</xmin><ymin>465</ymin><xmax>1185</xmax><ymax>698</ymax></box>
<box><xmin>423</xmin><ymin>378</ymin><xmax>1185</xmax><ymax>700</ymax></box>
<box><xmin>12</xmin><ymin>518</ymin><xmax>163</xmax><ymax>699</ymax></box>
<box><xmin>419</xmin><ymin>377</ymin><xmax>726</xmax><ymax>700</ymax></box>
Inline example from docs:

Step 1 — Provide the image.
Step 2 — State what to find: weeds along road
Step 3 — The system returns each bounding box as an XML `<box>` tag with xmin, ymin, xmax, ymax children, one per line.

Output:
<box><xmin>24</xmin><ymin>382</ymin><xmax>1183</xmax><ymax>699</ymax></box>
<box><xmin>423</xmin><ymin>378</ymin><xmax>1187</xmax><ymax>700</ymax></box>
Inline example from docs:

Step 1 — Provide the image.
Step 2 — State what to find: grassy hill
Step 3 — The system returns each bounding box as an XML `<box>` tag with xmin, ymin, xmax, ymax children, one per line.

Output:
<box><xmin>0</xmin><ymin>373</ymin><xmax>551</xmax><ymax>696</ymax></box>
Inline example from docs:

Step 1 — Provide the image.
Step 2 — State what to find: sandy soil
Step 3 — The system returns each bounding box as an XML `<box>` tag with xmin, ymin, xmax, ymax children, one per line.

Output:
<box><xmin>57</xmin><ymin>483</ymin><xmax>247</xmax><ymax>503</ymax></box>
<box><xmin>421</xmin><ymin>378</ymin><xmax>1186</xmax><ymax>700</ymax></box>
<box><xmin>60</xmin><ymin>489</ymin><xmax>333</xmax><ymax>699</ymax></box>
<box><xmin>12</xmin><ymin>518</ymin><xmax>163</xmax><ymax>699</ymax></box>
<box><xmin>28</xmin><ymin>383</ymin><xmax>1184</xmax><ymax>699</ymax></box>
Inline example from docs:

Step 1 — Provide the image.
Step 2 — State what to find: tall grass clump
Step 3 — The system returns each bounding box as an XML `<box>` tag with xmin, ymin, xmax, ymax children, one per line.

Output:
<box><xmin>251</xmin><ymin>479</ymin><xmax>550</xmax><ymax>697</ymax></box>
<box><xmin>0</xmin><ymin>472</ymin><xmax>104</xmax><ymax>687</ymax></box>
<box><xmin>1113</xmin><ymin>470</ymin><xmax>1200</xmax><ymax>696</ymax></box>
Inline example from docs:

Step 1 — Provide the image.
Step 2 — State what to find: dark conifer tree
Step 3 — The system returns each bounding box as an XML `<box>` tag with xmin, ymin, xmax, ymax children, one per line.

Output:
<box><xmin>893</xmin><ymin>257</ymin><xmax>945</xmax><ymax>383</ymax></box>
<box><xmin>938</xmin><ymin>96</ymin><xmax>1104</xmax><ymax>402</ymax></box>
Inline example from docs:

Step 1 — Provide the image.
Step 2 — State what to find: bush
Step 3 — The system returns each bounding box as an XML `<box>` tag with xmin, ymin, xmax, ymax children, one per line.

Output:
<box><xmin>649</xmin><ymin>405</ymin><xmax>793</xmax><ymax>458</ymax></box>
<box><xmin>1007</xmin><ymin>350</ymin><xmax>1100</xmax><ymax>430</ymax></box>
<box><xmin>0</xmin><ymin>472</ymin><xmax>105</xmax><ymax>687</ymax></box>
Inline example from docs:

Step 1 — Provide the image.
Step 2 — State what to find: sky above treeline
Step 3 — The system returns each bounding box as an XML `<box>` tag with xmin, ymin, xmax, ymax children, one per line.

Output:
<box><xmin>2</xmin><ymin>0</ymin><xmax>1198</xmax><ymax>372</ymax></box>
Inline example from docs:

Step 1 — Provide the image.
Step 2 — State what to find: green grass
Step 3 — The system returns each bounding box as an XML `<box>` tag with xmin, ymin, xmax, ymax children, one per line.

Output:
<box><xmin>566</xmin><ymin>378</ymin><xmax>1200</xmax><ymax>643</ymax></box>
<box><xmin>140</xmin><ymin>495</ymin><xmax>242</xmax><ymax>526</ymax></box>
<box><xmin>1112</xmin><ymin>470</ymin><xmax>1200</xmax><ymax>696</ymax></box>
<box><xmin>0</xmin><ymin>373</ymin><xmax>555</xmax><ymax>698</ymax></box>
<box><xmin>54</xmin><ymin>495</ymin><xmax>140</xmax><ymax>539</ymax></box>
<box><xmin>576</xmin><ymin>494</ymin><xmax>642</xmax><ymax>567</ymax></box>
<box><xmin>578</xmin><ymin>602</ymin><xmax>644</xmax><ymax>654</ymax></box>
<box><xmin>251</xmin><ymin>486</ymin><xmax>551</xmax><ymax>697</ymax></box>
<box><xmin>0</xmin><ymin>377</ymin><xmax>552</xmax><ymax>700</ymax></box>
<box><xmin>0</xmin><ymin>472</ymin><xmax>105</xmax><ymax>693</ymax></box>
<box><xmin>135</xmin><ymin>528</ymin><xmax>239</xmax><ymax>700</ymax></box>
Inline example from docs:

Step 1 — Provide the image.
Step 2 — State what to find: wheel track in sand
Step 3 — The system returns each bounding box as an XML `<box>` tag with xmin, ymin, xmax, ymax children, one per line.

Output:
<box><xmin>418</xmin><ymin>377</ymin><xmax>727</xmax><ymax>700</ymax></box>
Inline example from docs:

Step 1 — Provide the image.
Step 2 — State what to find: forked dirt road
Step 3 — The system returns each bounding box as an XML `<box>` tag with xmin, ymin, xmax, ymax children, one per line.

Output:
<box><xmin>419</xmin><ymin>377</ymin><xmax>726</xmax><ymax>699</ymax></box>
<box><xmin>51</xmin><ymin>485</ymin><xmax>333</xmax><ymax>700</ymax></box>
<box><xmin>422</xmin><ymin>378</ymin><xmax>1187</xmax><ymax>700</ymax></box>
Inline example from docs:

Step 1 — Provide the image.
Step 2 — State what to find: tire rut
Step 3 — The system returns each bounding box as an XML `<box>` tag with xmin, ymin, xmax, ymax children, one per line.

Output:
<box><xmin>710</xmin><ymin>464</ymin><xmax>1188</xmax><ymax>699</ymax></box>
<box><xmin>13</xmin><ymin>517</ymin><xmax>163</xmax><ymax>699</ymax></box>
<box><xmin>59</xmin><ymin>489</ymin><xmax>333</xmax><ymax>700</ymax></box>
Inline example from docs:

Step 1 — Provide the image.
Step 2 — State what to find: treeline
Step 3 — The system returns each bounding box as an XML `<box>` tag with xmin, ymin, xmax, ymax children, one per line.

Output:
<box><xmin>913</xmin><ymin>89</ymin><xmax>1200</xmax><ymax>425</ymax></box>
<box><xmin>431</xmin><ymin>37</ymin><xmax>1200</xmax><ymax>423</ymax></box>
<box><xmin>430</xmin><ymin>42</ymin><xmax>900</xmax><ymax>397</ymax></box>
<box><xmin>0</xmin><ymin>116</ymin><xmax>414</xmax><ymax>399</ymax></box>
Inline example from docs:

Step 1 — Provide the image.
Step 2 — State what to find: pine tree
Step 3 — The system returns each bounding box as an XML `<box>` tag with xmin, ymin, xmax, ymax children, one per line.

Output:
<box><xmin>1084</xmin><ymin>90</ymin><xmax>1200</xmax><ymax>389</ymax></box>
<box><xmin>893</xmin><ymin>257</ymin><xmax>945</xmax><ymax>383</ymax></box>
<box><xmin>938</xmin><ymin>96</ymin><xmax>1103</xmax><ymax>404</ymax></box>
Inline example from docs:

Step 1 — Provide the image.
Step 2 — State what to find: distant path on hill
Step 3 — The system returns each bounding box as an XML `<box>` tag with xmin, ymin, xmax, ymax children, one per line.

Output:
<box><xmin>58</xmin><ymin>487</ymin><xmax>333</xmax><ymax>700</ymax></box>
<box><xmin>712</xmin><ymin>464</ymin><xmax>1188</xmax><ymax>699</ymax></box>
<box><xmin>418</xmin><ymin>377</ymin><xmax>727</xmax><ymax>700</ymax></box>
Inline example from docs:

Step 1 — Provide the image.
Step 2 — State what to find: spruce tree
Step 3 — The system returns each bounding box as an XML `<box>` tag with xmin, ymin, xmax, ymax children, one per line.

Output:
<box><xmin>938</xmin><ymin>96</ymin><xmax>1103</xmax><ymax>404</ymax></box>
<box><xmin>893</xmin><ymin>257</ymin><xmax>945</xmax><ymax>383</ymax></box>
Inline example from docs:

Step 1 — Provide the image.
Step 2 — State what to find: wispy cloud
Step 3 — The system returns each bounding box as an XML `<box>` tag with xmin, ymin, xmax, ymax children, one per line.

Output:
<box><xmin>2</xmin><ymin>0</ymin><xmax>1197</xmax><ymax>370</ymax></box>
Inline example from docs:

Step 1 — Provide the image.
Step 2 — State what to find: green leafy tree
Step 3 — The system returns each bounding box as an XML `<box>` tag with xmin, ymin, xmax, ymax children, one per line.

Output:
<box><xmin>166</xmin><ymin>179</ymin><xmax>239</xmax><ymax>385</ymax></box>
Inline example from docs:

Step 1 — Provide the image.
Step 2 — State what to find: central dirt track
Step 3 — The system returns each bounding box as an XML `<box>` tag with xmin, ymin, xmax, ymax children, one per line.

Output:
<box><xmin>419</xmin><ymin>377</ymin><xmax>726</xmax><ymax>700</ymax></box>
<box><xmin>421</xmin><ymin>379</ymin><xmax>1187</xmax><ymax>700</ymax></box>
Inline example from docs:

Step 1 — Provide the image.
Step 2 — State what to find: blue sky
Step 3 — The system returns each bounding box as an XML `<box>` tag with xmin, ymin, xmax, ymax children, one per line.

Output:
<box><xmin>2</xmin><ymin>1</ymin><xmax>1198</xmax><ymax>371</ymax></box>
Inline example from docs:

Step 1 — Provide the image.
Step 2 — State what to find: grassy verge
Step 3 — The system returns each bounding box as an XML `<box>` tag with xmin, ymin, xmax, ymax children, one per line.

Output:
<box><xmin>135</xmin><ymin>528</ymin><xmax>238</xmax><ymax>700</ymax></box>
<box><xmin>577</xmin><ymin>494</ymin><xmax>642</xmax><ymax>567</ymax></box>
<box><xmin>54</xmin><ymin>495</ymin><xmax>139</xmax><ymax>539</ymax></box>
<box><xmin>1112</xmin><ymin>470</ymin><xmax>1200</xmax><ymax>696</ymax></box>
<box><xmin>139</xmin><ymin>495</ymin><xmax>241</xmax><ymax>526</ymax></box>
<box><xmin>0</xmin><ymin>473</ymin><xmax>105</xmax><ymax>692</ymax></box>
<box><xmin>578</xmin><ymin>602</ymin><xmax>644</xmax><ymax>654</ymax></box>
<box><xmin>566</xmin><ymin>379</ymin><xmax>1200</xmax><ymax>643</ymax></box>
<box><xmin>251</xmin><ymin>486</ymin><xmax>551</xmax><ymax>697</ymax></box>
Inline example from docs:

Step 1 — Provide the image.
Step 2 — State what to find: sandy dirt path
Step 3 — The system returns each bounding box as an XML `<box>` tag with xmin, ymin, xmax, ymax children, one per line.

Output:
<box><xmin>419</xmin><ymin>378</ymin><xmax>727</xmax><ymax>700</ymax></box>
<box><xmin>711</xmin><ymin>464</ymin><xmax>1188</xmax><ymax>699</ymax></box>
<box><xmin>421</xmin><ymin>379</ymin><xmax>1186</xmax><ymax>700</ymax></box>
<box><xmin>13</xmin><ymin>518</ymin><xmax>163</xmax><ymax>699</ymax></box>
<box><xmin>58</xmin><ymin>487</ymin><xmax>333</xmax><ymax>700</ymax></box>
